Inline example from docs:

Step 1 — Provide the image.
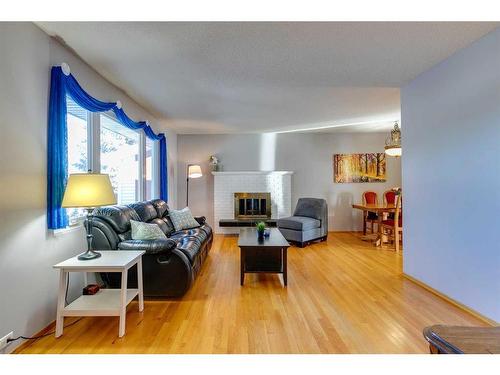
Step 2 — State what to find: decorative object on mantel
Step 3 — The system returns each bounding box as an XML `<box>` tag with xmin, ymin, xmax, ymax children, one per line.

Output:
<box><xmin>385</xmin><ymin>122</ymin><xmax>402</xmax><ymax>157</ymax></box>
<box><xmin>61</xmin><ymin>172</ymin><xmax>116</xmax><ymax>260</ymax></box>
<box><xmin>333</xmin><ymin>153</ymin><xmax>386</xmax><ymax>183</ymax></box>
<box><xmin>209</xmin><ymin>155</ymin><xmax>220</xmax><ymax>172</ymax></box>
<box><xmin>186</xmin><ymin>164</ymin><xmax>203</xmax><ymax>206</ymax></box>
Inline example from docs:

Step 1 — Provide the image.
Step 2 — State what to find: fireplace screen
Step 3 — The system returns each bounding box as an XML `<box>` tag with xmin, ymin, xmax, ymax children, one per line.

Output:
<box><xmin>234</xmin><ymin>192</ymin><xmax>271</xmax><ymax>219</ymax></box>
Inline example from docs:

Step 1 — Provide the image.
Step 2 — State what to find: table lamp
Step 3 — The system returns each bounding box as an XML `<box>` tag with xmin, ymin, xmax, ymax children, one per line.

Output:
<box><xmin>186</xmin><ymin>164</ymin><xmax>202</xmax><ymax>206</ymax></box>
<box><xmin>62</xmin><ymin>173</ymin><xmax>117</xmax><ymax>260</ymax></box>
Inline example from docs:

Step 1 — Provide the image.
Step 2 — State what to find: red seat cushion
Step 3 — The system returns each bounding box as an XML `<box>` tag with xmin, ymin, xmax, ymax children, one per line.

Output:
<box><xmin>382</xmin><ymin>218</ymin><xmax>402</xmax><ymax>227</ymax></box>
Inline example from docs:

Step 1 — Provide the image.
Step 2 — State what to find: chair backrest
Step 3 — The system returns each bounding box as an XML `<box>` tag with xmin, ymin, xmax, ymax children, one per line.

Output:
<box><xmin>293</xmin><ymin>198</ymin><xmax>328</xmax><ymax>221</ymax></box>
<box><xmin>362</xmin><ymin>191</ymin><xmax>378</xmax><ymax>205</ymax></box>
<box><xmin>394</xmin><ymin>193</ymin><xmax>402</xmax><ymax>228</ymax></box>
<box><xmin>384</xmin><ymin>190</ymin><xmax>397</xmax><ymax>205</ymax></box>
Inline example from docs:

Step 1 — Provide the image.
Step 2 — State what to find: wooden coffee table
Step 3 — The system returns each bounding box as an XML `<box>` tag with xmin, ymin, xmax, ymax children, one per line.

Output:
<box><xmin>238</xmin><ymin>228</ymin><xmax>290</xmax><ymax>286</ymax></box>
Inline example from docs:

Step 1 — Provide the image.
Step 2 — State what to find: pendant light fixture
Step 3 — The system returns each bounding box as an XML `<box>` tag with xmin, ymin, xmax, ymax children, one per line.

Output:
<box><xmin>385</xmin><ymin>122</ymin><xmax>402</xmax><ymax>157</ymax></box>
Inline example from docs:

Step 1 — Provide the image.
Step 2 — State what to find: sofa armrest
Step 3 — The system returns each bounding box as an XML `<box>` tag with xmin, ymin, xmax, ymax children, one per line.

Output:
<box><xmin>118</xmin><ymin>239</ymin><xmax>177</xmax><ymax>255</ymax></box>
<box><xmin>194</xmin><ymin>216</ymin><xmax>206</xmax><ymax>225</ymax></box>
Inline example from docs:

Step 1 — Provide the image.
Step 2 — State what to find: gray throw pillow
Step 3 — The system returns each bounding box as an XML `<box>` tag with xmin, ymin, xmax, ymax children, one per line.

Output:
<box><xmin>130</xmin><ymin>220</ymin><xmax>167</xmax><ymax>240</ymax></box>
<box><xmin>169</xmin><ymin>207</ymin><xmax>200</xmax><ymax>232</ymax></box>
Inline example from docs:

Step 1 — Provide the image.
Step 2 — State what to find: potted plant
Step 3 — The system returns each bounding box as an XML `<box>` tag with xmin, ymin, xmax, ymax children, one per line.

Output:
<box><xmin>256</xmin><ymin>221</ymin><xmax>266</xmax><ymax>240</ymax></box>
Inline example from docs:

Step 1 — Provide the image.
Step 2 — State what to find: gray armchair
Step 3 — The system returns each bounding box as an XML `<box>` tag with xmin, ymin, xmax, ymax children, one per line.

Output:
<box><xmin>277</xmin><ymin>198</ymin><xmax>328</xmax><ymax>247</ymax></box>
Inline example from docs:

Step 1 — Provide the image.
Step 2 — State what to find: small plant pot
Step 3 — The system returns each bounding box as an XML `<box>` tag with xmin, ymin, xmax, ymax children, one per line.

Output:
<box><xmin>257</xmin><ymin>230</ymin><xmax>265</xmax><ymax>240</ymax></box>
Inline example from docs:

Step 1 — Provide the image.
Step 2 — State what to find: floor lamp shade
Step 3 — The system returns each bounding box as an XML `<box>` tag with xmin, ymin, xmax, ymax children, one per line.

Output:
<box><xmin>188</xmin><ymin>164</ymin><xmax>203</xmax><ymax>179</ymax></box>
<box><xmin>62</xmin><ymin>173</ymin><xmax>116</xmax><ymax>208</ymax></box>
<box><xmin>186</xmin><ymin>164</ymin><xmax>202</xmax><ymax>207</ymax></box>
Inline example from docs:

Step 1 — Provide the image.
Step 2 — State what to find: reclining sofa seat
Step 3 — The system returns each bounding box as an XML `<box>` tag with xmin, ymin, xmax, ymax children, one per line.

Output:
<box><xmin>91</xmin><ymin>199</ymin><xmax>213</xmax><ymax>297</ymax></box>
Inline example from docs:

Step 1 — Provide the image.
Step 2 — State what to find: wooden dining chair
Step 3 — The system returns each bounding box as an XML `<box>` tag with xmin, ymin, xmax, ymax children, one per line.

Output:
<box><xmin>362</xmin><ymin>191</ymin><xmax>379</xmax><ymax>235</ymax></box>
<box><xmin>380</xmin><ymin>193</ymin><xmax>403</xmax><ymax>252</ymax></box>
<box><xmin>383</xmin><ymin>189</ymin><xmax>397</xmax><ymax>220</ymax></box>
<box><xmin>383</xmin><ymin>190</ymin><xmax>397</xmax><ymax>205</ymax></box>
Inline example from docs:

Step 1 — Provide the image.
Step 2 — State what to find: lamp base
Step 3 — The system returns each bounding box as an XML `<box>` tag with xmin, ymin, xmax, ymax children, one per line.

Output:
<box><xmin>78</xmin><ymin>250</ymin><xmax>102</xmax><ymax>261</ymax></box>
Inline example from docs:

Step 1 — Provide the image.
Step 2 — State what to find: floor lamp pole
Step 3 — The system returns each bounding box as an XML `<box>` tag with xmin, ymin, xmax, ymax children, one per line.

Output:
<box><xmin>186</xmin><ymin>164</ymin><xmax>190</xmax><ymax>207</ymax></box>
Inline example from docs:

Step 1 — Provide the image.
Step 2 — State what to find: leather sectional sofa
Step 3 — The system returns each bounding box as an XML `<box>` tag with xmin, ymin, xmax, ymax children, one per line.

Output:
<box><xmin>90</xmin><ymin>199</ymin><xmax>213</xmax><ymax>297</ymax></box>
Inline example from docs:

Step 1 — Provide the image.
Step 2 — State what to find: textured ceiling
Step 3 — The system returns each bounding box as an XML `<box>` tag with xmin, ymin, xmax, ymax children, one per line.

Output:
<box><xmin>37</xmin><ymin>22</ymin><xmax>498</xmax><ymax>134</ymax></box>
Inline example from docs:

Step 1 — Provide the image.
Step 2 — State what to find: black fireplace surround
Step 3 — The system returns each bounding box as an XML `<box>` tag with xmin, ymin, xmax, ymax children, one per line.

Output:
<box><xmin>90</xmin><ymin>199</ymin><xmax>213</xmax><ymax>297</ymax></box>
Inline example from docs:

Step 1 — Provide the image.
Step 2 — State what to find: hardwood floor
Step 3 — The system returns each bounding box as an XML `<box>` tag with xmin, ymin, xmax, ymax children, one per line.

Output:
<box><xmin>16</xmin><ymin>232</ymin><xmax>486</xmax><ymax>354</ymax></box>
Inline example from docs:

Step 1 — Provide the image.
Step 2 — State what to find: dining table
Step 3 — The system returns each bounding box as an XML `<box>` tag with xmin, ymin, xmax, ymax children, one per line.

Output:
<box><xmin>352</xmin><ymin>203</ymin><xmax>397</xmax><ymax>246</ymax></box>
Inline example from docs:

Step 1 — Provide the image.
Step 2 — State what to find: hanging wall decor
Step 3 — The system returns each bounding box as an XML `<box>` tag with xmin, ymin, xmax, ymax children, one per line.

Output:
<box><xmin>333</xmin><ymin>153</ymin><xmax>386</xmax><ymax>183</ymax></box>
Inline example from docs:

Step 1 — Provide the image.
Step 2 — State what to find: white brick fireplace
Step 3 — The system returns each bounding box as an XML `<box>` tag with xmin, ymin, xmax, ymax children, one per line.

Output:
<box><xmin>212</xmin><ymin>171</ymin><xmax>294</xmax><ymax>234</ymax></box>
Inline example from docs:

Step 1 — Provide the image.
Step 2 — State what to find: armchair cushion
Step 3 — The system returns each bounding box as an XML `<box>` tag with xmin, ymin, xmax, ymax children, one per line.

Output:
<box><xmin>118</xmin><ymin>238</ymin><xmax>177</xmax><ymax>255</ymax></box>
<box><xmin>277</xmin><ymin>216</ymin><xmax>321</xmax><ymax>231</ymax></box>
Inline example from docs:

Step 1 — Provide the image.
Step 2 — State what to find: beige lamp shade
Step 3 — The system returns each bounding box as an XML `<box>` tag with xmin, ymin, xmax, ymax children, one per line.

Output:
<box><xmin>62</xmin><ymin>173</ymin><xmax>117</xmax><ymax>208</ymax></box>
<box><xmin>188</xmin><ymin>165</ymin><xmax>203</xmax><ymax>178</ymax></box>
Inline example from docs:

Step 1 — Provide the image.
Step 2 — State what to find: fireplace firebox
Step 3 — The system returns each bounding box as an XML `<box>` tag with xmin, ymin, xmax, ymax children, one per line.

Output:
<box><xmin>234</xmin><ymin>192</ymin><xmax>271</xmax><ymax>219</ymax></box>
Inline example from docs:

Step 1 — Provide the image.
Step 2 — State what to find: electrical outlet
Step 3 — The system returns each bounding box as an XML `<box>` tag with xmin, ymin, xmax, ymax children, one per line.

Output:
<box><xmin>0</xmin><ymin>332</ymin><xmax>14</xmax><ymax>351</ymax></box>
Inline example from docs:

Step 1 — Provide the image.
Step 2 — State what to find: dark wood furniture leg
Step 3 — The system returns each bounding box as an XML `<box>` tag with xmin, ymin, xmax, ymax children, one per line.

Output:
<box><xmin>240</xmin><ymin>248</ymin><xmax>245</xmax><ymax>286</ymax></box>
<box><xmin>283</xmin><ymin>247</ymin><xmax>287</xmax><ymax>286</ymax></box>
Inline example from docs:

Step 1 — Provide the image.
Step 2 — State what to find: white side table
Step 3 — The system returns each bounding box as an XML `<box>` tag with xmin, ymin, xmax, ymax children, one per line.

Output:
<box><xmin>53</xmin><ymin>250</ymin><xmax>145</xmax><ymax>338</ymax></box>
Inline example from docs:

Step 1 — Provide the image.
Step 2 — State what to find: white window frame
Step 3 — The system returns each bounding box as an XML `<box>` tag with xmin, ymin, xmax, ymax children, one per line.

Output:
<box><xmin>66</xmin><ymin>98</ymin><xmax>93</xmax><ymax>226</ymax></box>
<box><xmin>65</xmin><ymin>103</ymin><xmax>161</xmax><ymax>226</ymax></box>
<box><xmin>144</xmin><ymin>136</ymin><xmax>160</xmax><ymax>200</ymax></box>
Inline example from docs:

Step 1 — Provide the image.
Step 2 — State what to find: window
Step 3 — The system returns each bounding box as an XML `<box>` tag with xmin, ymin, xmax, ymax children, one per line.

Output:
<box><xmin>66</xmin><ymin>96</ymin><xmax>89</xmax><ymax>223</ymax></box>
<box><xmin>100</xmin><ymin>114</ymin><xmax>140</xmax><ymax>205</ymax></box>
<box><xmin>65</xmin><ymin>98</ymin><xmax>160</xmax><ymax>225</ymax></box>
<box><xmin>145</xmin><ymin>137</ymin><xmax>158</xmax><ymax>200</ymax></box>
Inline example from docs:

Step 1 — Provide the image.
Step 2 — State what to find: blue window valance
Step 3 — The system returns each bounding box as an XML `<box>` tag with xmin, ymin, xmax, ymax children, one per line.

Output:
<box><xmin>47</xmin><ymin>65</ymin><xmax>168</xmax><ymax>229</ymax></box>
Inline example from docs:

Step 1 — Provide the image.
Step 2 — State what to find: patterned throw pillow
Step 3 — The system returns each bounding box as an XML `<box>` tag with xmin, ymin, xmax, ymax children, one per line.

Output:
<box><xmin>130</xmin><ymin>220</ymin><xmax>167</xmax><ymax>240</ymax></box>
<box><xmin>169</xmin><ymin>207</ymin><xmax>200</xmax><ymax>232</ymax></box>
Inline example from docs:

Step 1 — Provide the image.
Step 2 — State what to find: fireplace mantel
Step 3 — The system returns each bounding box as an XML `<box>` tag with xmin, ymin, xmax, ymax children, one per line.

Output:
<box><xmin>212</xmin><ymin>170</ymin><xmax>293</xmax><ymax>234</ymax></box>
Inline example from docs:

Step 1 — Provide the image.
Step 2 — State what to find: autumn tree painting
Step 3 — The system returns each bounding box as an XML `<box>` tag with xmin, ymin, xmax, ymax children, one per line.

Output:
<box><xmin>333</xmin><ymin>153</ymin><xmax>386</xmax><ymax>183</ymax></box>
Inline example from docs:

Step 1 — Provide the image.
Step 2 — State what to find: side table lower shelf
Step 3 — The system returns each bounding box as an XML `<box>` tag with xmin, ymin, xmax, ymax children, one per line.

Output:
<box><xmin>62</xmin><ymin>289</ymin><xmax>139</xmax><ymax>316</ymax></box>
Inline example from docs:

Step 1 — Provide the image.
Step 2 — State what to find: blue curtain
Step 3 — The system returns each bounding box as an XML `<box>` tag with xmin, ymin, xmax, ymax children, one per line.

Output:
<box><xmin>47</xmin><ymin>66</ymin><xmax>168</xmax><ymax>229</ymax></box>
<box><xmin>47</xmin><ymin>67</ymin><xmax>69</xmax><ymax>229</ymax></box>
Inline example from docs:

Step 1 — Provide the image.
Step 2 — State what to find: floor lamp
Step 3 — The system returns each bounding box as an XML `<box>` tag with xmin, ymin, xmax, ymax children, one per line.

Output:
<box><xmin>186</xmin><ymin>164</ymin><xmax>202</xmax><ymax>207</ymax></box>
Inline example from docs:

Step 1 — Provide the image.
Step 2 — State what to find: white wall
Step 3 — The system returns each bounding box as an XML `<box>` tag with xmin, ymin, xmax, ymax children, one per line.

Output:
<box><xmin>402</xmin><ymin>28</ymin><xmax>500</xmax><ymax>322</ymax></box>
<box><xmin>0</xmin><ymin>23</ymin><xmax>177</xmax><ymax>352</ymax></box>
<box><xmin>177</xmin><ymin>132</ymin><xmax>401</xmax><ymax>231</ymax></box>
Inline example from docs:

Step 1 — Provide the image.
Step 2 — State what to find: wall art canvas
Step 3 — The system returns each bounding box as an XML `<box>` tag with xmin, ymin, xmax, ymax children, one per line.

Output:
<box><xmin>333</xmin><ymin>153</ymin><xmax>386</xmax><ymax>183</ymax></box>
